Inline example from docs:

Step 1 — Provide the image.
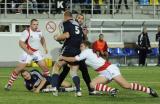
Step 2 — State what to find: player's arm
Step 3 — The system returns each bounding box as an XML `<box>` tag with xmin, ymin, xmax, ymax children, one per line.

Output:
<box><xmin>60</xmin><ymin>50</ymin><xmax>88</xmax><ymax>62</ymax></box>
<box><xmin>60</xmin><ymin>56</ymin><xmax>77</xmax><ymax>62</ymax></box>
<box><xmin>54</xmin><ymin>32</ymin><xmax>70</xmax><ymax>41</ymax></box>
<box><xmin>34</xmin><ymin>78</ymin><xmax>46</xmax><ymax>93</ymax></box>
<box><xmin>40</xmin><ymin>36</ymin><xmax>48</xmax><ymax>54</ymax></box>
<box><xmin>19</xmin><ymin>30</ymin><xmax>33</xmax><ymax>55</ymax></box>
<box><xmin>19</xmin><ymin>40</ymin><xmax>33</xmax><ymax>55</ymax></box>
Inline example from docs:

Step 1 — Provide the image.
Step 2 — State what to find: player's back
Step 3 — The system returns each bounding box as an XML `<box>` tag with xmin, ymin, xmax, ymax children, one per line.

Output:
<box><xmin>63</xmin><ymin>19</ymin><xmax>83</xmax><ymax>49</ymax></box>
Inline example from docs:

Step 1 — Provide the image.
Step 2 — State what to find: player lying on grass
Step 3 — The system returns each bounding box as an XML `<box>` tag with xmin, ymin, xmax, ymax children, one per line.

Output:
<box><xmin>59</xmin><ymin>41</ymin><xmax>159</xmax><ymax>97</ymax></box>
<box><xmin>21</xmin><ymin>69</ymin><xmax>76</xmax><ymax>93</ymax></box>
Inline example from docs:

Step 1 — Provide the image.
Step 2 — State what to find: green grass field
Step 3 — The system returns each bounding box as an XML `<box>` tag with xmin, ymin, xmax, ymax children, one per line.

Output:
<box><xmin>0</xmin><ymin>67</ymin><xmax>160</xmax><ymax>104</ymax></box>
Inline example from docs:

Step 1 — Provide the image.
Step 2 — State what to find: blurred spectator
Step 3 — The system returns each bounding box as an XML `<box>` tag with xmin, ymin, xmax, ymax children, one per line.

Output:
<box><xmin>116</xmin><ymin>0</ymin><xmax>129</xmax><ymax>13</ymax></box>
<box><xmin>98</xmin><ymin>0</ymin><xmax>106</xmax><ymax>14</ymax></box>
<box><xmin>155</xmin><ymin>26</ymin><xmax>160</xmax><ymax>66</ymax></box>
<box><xmin>32</xmin><ymin>0</ymin><xmax>38</xmax><ymax>13</ymax></box>
<box><xmin>18</xmin><ymin>0</ymin><xmax>33</xmax><ymax>14</ymax></box>
<box><xmin>72</xmin><ymin>0</ymin><xmax>81</xmax><ymax>13</ymax></box>
<box><xmin>93</xmin><ymin>0</ymin><xmax>101</xmax><ymax>14</ymax></box>
<box><xmin>37</xmin><ymin>0</ymin><xmax>49</xmax><ymax>14</ymax></box>
<box><xmin>138</xmin><ymin>27</ymin><xmax>151</xmax><ymax>66</ymax></box>
<box><xmin>92</xmin><ymin>34</ymin><xmax>108</xmax><ymax>59</ymax></box>
<box><xmin>82</xmin><ymin>0</ymin><xmax>91</xmax><ymax>14</ymax></box>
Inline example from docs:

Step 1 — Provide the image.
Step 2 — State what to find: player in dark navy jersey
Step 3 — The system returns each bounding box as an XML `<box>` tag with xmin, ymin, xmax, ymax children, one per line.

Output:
<box><xmin>52</xmin><ymin>11</ymin><xmax>83</xmax><ymax>97</ymax></box>
<box><xmin>21</xmin><ymin>69</ymin><xmax>74</xmax><ymax>93</ymax></box>
<box><xmin>58</xmin><ymin>13</ymin><xmax>95</xmax><ymax>95</ymax></box>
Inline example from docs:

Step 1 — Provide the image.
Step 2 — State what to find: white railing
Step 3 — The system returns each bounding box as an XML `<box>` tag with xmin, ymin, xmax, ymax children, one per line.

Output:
<box><xmin>0</xmin><ymin>0</ymin><xmax>160</xmax><ymax>18</ymax></box>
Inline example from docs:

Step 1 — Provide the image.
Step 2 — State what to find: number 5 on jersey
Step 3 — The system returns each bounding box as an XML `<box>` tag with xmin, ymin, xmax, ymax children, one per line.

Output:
<box><xmin>75</xmin><ymin>26</ymin><xmax>80</xmax><ymax>34</ymax></box>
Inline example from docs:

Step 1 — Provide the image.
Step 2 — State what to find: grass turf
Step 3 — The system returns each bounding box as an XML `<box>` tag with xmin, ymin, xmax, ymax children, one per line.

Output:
<box><xmin>0</xmin><ymin>66</ymin><xmax>160</xmax><ymax>104</ymax></box>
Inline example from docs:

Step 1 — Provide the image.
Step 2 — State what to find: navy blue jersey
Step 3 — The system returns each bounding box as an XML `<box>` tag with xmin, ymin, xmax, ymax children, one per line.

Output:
<box><xmin>24</xmin><ymin>70</ymin><xmax>45</xmax><ymax>91</ymax></box>
<box><xmin>62</xmin><ymin>19</ymin><xmax>83</xmax><ymax>49</ymax></box>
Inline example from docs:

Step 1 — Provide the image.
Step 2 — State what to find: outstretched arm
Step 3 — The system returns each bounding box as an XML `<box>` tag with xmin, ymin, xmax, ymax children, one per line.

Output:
<box><xmin>34</xmin><ymin>79</ymin><xmax>46</xmax><ymax>93</ymax></box>
<box><xmin>60</xmin><ymin>56</ymin><xmax>77</xmax><ymax>62</ymax></box>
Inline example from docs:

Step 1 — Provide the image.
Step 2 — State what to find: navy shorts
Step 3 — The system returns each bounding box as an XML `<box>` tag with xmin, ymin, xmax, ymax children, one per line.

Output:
<box><xmin>61</xmin><ymin>46</ymin><xmax>80</xmax><ymax>65</ymax></box>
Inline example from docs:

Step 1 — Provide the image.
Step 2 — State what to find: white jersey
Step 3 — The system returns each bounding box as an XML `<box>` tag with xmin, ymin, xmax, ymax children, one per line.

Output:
<box><xmin>75</xmin><ymin>49</ymin><xmax>106</xmax><ymax>70</ymax></box>
<box><xmin>75</xmin><ymin>48</ymin><xmax>120</xmax><ymax>80</ymax></box>
<box><xmin>20</xmin><ymin>28</ymin><xmax>43</xmax><ymax>50</ymax></box>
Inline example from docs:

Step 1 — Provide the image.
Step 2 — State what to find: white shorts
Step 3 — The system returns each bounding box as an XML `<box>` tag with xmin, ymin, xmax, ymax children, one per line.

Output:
<box><xmin>98</xmin><ymin>64</ymin><xmax>121</xmax><ymax>81</ymax></box>
<box><xmin>19</xmin><ymin>50</ymin><xmax>44</xmax><ymax>64</ymax></box>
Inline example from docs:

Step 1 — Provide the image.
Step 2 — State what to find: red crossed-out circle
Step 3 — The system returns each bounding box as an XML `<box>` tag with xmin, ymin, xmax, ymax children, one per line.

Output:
<box><xmin>46</xmin><ymin>21</ymin><xmax>56</xmax><ymax>33</ymax></box>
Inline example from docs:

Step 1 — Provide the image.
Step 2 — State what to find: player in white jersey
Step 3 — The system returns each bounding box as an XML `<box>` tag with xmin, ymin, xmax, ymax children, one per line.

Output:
<box><xmin>5</xmin><ymin>19</ymin><xmax>50</xmax><ymax>91</ymax></box>
<box><xmin>60</xmin><ymin>41</ymin><xmax>158</xmax><ymax>97</ymax></box>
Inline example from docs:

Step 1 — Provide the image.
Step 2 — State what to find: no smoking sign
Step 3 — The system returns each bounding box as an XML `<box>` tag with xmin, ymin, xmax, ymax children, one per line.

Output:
<box><xmin>46</xmin><ymin>21</ymin><xmax>56</xmax><ymax>33</ymax></box>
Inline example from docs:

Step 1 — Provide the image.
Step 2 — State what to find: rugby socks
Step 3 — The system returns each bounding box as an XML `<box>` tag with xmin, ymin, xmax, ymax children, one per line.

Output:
<box><xmin>8</xmin><ymin>71</ymin><xmax>18</xmax><ymax>86</ymax></box>
<box><xmin>45</xmin><ymin>76</ymin><xmax>53</xmax><ymax>84</ymax></box>
<box><xmin>95</xmin><ymin>83</ymin><xmax>114</xmax><ymax>92</ymax></box>
<box><xmin>52</xmin><ymin>74</ymin><xmax>59</xmax><ymax>89</ymax></box>
<box><xmin>79</xmin><ymin>61</ymin><xmax>92</xmax><ymax>92</ymax></box>
<box><xmin>72</xmin><ymin>76</ymin><xmax>80</xmax><ymax>92</ymax></box>
<box><xmin>58</xmin><ymin>65</ymin><xmax>70</xmax><ymax>89</ymax></box>
<box><xmin>131</xmin><ymin>83</ymin><xmax>150</xmax><ymax>93</ymax></box>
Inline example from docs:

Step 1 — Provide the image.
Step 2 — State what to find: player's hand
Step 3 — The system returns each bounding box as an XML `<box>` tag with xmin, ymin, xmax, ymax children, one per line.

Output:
<box><xmin>27</xmin><ymin>50</ymin><xmax>34</xmax><ymax>55</ymax></box>
<box><xmin>34</xmin><ymin>89</ymin><xmax>40</xmax><ymax>93</ymax></box>
<box><xmin>59</xmin><ymin>55</ymin><xmax>63</xmax><ymax>60</ymax></box>
<box><xmin>82</xmin><ymin>27</ymin><xmax>88</xmax><ymax>36</ymax></box>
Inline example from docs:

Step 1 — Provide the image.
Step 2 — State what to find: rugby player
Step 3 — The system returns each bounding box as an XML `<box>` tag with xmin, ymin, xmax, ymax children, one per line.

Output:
<box><xmin>60</xmin><ymin>41</ymin><xmax>159</xmax><ymax>97</ymax></box>
<box><xmin>5</xmin><ymin>19</ymin><xmax>50</xmax><ymax>90</ymax></box>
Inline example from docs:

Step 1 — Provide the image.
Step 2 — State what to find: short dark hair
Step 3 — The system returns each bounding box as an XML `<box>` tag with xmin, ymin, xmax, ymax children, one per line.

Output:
<box><xmin>99</xmin><ymin>34</ymin><xmax>104</xmax><ymax>37</ymax></box>
<box><xmin>21</xmin><ymin>69</ymin><xmax>29</xmax><ymax>78</ymax></box>
<box><xmin>30</xmin><ymin>19</ymin><xmax>38</xmax><ymax>24</ymax></box>
<box><xmin>64</xmin><ymin>10</ymin><xmax>72</xmax><ymax>17</ymax></box>
<box><xmin>81</xmin><ymin>41</ymin><xmax>91</xmax><ymax>48</ymax></box>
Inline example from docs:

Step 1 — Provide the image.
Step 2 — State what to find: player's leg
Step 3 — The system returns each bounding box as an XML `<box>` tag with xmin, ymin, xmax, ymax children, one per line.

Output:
<box><xmin>5</xmin><ymin>53</ymin><xmax>31</xmax><ymax>90</ymax></box>
<box><xmin>37</xmin><ymin>60</ymin><xmax>50</xmax><ymax>77</ymax></box>
<box><xmin>113</xmin><ymin>73</ymin><xmax>158</xmax><ymax>97</ymax></box>
<box><xmin>57</xmin><ymin>64</ymin><xmax>70</xmax><ymax>89</ymax></box>
<box><xmin>70</xmin><ymin>65</ymin><xmax>81</xmax><ymax>96</ymax></box>
<box><xmin>52</xmin><ymin>60</ymin><xmax>66</xmax><ymax>87</ymax></box>
<box><xmin>61</xmin><ymin>80</ymin><xmax>72</xmax><ymax>88</ymax></box>
<box><xmin>5</xmin><ymin>63</ymin><xmax>27</xmax><ymax>90</ymax></box>
<box><xmin>35</xmin><ymin>51</ymin><xmax>50</xmax><ymax>77</ymax></box>
<box><xmin>79</xmin><ymin>60</ymin><xmax>93</xmax><ymax>93</ymax></box>
<box><xmin>90</xmin><ymin>76</ymin><xmax>117</xmax><ymax>96</ymax></box>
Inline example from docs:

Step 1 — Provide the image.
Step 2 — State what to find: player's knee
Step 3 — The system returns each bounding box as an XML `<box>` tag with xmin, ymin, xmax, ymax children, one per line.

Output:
<box><xmin>70</xmin><ymin>70</ymin><xmax>77</xmax><ymax>78</ymax></box>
